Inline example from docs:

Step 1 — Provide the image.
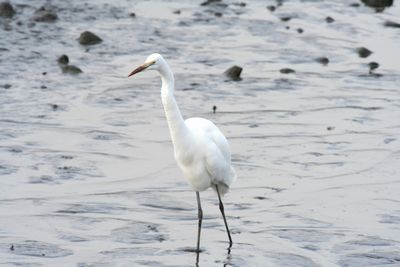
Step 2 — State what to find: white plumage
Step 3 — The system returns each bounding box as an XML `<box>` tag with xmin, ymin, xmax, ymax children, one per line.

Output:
<box><xmin>128</xmin><ymin>53</ymin><xmax>236</xmax><ymax>257</ymax></box>
<box><xmin>181</xmin><ymin>117</ymin><xmax>236</xmax><ymax>195</ymax></box>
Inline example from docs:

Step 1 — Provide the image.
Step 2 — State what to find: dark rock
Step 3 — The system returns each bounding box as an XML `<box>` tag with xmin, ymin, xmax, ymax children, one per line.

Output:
<box><xmin>368</xmin><ymin>61</ymin><xmax>379</xmax><ymax>72</ymax></box>
<box><xmin>78</xmin><ymin>31</ymin><xmax>102</xmax><ymax>45</ymax></box>
<box><xmin>214</xmin><ymin>12</ymin><xmax>223</xmax><ymax>17</ymax></box>
<box><xmin>57</xmin><ymin>54</ymin><xmax>69</xmax><ymax>65</ymax></box>
<box><xmin>350</xmin><ymin>3</ymin><xmax>360</xmax><ymax>7</ymax></box>
<box><xmin>280</xmin><ymin>16</ymin><xmax>291</xmax><ymax>22</ymax></box>
<box><xmin>327</xmin><ymin>126</ymin><xmax>335</xmax><ymax>131</ymax></box>
<box><xmin>173</xmin><ymin>10</ymin><xmax>181</xmax><ymax>14</ymax></box>
<box><xmin>315</xmin><ymin>57</ymin><xmax>329</xmax><ymax>66</ymax></box>
<box><xmin>357</xmin><ymin>47</ymin><xmax>372</xmax><ymax>58</ymax></box>
<box><xmin>0</xmin><ymin>2</ymin><xmax>15</xmax><ymax>18</ymax></box>
<box><xmin>224</xmin><ymin>65</ymin><xmax>242</xmax><ymax>81</ymax></box>
<box><xmin>129</xmin><ymin>12</ymin><xmax>136</xmax><ymax>17</ymax></box>
<box><xmin>200</xmin><ymin>0</ymin><xmax>222</xmax><ymax>6</ymax></box>
<box><xmin>2</xmin><ymin>83</ymin><xmax>11</xmax><ymax>89</ymax></box>
<box><xmin>368</xmin><ymin>62</ymin><xmax>380</xmax><ymax>75</ymax></box>
<box><xmin>234</xmin><ymin>2</ymin><xmax>246</xmax><ymax>7</ymax></box>
<box><xmin>10</xmin><ymin>244</ymin><xmax>14</xmax><ymax>251</ymax></box>
<box><xmin>297</xmin><ymin>28</ymin><xmax>303</xmax><ymax>33</ymax></box>
<box><xmin>267</xmin><ymin>5</ymin><xmax>276</xmax><ymax>12</ymax></box>
<box><xmin>280</xmin><ymin>68</ymin><xmax>295</xmax><ymax>74</ymax></box>
<box><xmin>285</xmin><ymin>26</ymin><xmax>290</xmax><ymax>30</ymax></box>
<box><xmin>40</xmin><ymin>85</ymin><xmax>47</xmax><ymax>89</ymax></box>
<box><xmin>33</xmin><ymin>7</ymin><xmax>58</xmax><ymax>22</ymax></box>
<box><xmin>361</xmin><ymin>0</ymin><xmax>393</xmax><ymax>12</ymax></box>
<box><xmin>61</xmin><ymin>65</ymin><xmax>82</xmax><ymax>74</ymax></box>
<box><xmin>326</xmin><ymin>16</ymin><xmax>334</xmax><ymax>23</ymax></box>
<box><xmin>384</xmin><ymin>20</ymin><xmax>400</xmax><ymax>28</ymax></box>
<box><xmin>213</xmin><ymin>105</ymin><xmax>217</xmax><ymax>113</ymax></box>
<box><xmin>42</xmin><ymin>72</ymin><xmax>47</xmax><ymax>75</ymax></box>
<box><xmin>51</xmin><ymin>104</ymin><xmax>59</xmax><ymax>111</ymax></box>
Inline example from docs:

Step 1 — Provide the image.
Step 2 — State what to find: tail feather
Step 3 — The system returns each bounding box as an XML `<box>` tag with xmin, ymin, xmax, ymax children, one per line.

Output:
<box><xmin>212</xmin><ymin>182</ymin><xmax>229</xmax><ymax>196</ymax></box>
<box><xmin>212</xmin><ymin>167</ymin><xmax>236</xmax><ymax>196</ymax></box>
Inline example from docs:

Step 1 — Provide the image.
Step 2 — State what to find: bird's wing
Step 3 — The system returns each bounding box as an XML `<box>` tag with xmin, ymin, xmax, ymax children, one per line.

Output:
<box><xmin>185</xmin><ymin>117</ymin><xmax>235</xmax><ymax>187</ymax></box>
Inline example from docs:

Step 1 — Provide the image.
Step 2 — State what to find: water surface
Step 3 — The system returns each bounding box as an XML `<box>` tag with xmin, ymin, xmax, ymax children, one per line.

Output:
<box><xmin>1</xmin><ymin>0</ymin><xmax>400</xmax><ymax>266</ymax></box>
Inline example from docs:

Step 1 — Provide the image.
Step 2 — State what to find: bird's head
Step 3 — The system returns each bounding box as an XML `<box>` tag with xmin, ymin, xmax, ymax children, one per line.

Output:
<box><xmin>128</xmin><ymin>53</ymin><xmax>165</xmax><ymax>77</ymax></box>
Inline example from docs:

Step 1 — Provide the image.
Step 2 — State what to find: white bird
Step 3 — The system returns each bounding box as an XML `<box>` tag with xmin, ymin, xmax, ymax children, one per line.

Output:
<box><xmin>128</xmin><ymin>53</ymin><xmax>236</xmax><ymax>256</ymax></box>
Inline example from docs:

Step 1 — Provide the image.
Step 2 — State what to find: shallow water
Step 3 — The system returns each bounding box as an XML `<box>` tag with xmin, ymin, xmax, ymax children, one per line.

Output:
<box><xmin>1</xmin><ymin>0</ymin><xmax>400</xmax><ymax>266</ymax></box>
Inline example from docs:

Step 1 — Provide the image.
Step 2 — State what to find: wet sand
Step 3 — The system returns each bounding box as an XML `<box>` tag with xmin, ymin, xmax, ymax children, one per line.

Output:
<box><xmin>1</xmin><ymin>0</ymin><xmax>400</xmax><ymax>266</ymax></box>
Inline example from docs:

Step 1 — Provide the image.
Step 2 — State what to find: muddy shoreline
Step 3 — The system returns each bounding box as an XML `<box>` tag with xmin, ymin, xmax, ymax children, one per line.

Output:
<box><xmin>1</xmin><ymin>0</ymin><xmax>400</xmax><ymax>266</ymax></box>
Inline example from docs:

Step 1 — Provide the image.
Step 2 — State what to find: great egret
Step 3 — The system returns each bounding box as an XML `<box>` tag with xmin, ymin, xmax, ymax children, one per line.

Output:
<box><xmin>128</xmin><ymin>54</ymin><xmax>237</xmax><ymax>256</ymax></box>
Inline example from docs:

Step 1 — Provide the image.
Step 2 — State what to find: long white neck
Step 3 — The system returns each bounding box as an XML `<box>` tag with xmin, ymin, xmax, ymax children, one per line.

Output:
<box><xmin>158</xmin><ymin>61</ymin><xmax>188</xmax><ymax>147</ymax></box>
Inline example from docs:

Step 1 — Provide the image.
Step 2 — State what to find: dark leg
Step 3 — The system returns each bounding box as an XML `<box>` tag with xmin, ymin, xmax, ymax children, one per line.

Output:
<box><xmin>216</xmin><ymin>185</ymin><xmax>233</xmax><ymax>248</ymax></box>
<box><xmin>196</xmin><ymin>192</ymin><xmax>203</xmax><ymax>264</ymax></box>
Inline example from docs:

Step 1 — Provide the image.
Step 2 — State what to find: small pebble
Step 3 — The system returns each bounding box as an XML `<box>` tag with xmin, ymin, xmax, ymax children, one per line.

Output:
<box><xmin>350</xmin><ymin>3</ymin><xmax>360</xmax><ymax>7</ymax></box>
<box><xmin>129</xmin><ymin>12</ymin><xmax>136</xmax><ymax>17</ymax></box>
<box><xmin>61</xmin><ymin>65</ymin><xmax>82</xmax><ymax>74</ymax></box>
<box><xmin>33</xmin><ymin>7</ymin><xmax>58</xmax><ymax>22</ymax></box>
<box><xmin>10</xmin><ymin>244</ymin><xmax>14</xmax><ymax>251</ymax></box>
<box><xmin>266</xmin><ymin>5</ymin><xmax>276</xmax><ymax>12</ymax></box>
<box><xmin>315</xmin><ymin>57</ymin><xmax>329</xmax><ymax>66</ymax></box>
<box><xmin>214</xmin><ymin>12</ymin><xmax>223</xmax><ymax>17</ymax></box>
<box><xmin>224</xmin><ymin>65</ymin><xmax>242</xmax><ymax>81</ymax></box>
<box><xmin>235</xmin><ymin>2</ymin><xmax>246</xmax><ymax>7</ymax></box>
<box><xmin>357</xmin><ymin>47</ymin><xmax>372</xmax><ymax>58</ymax></box>
<box><xmin>327</xmin><ymin>126</ymin><xmax>335</xmax><ymax>131</ymax></box>
<box><xmin>280</xmin><ymin>16</ymin><xmax>291</xmax><ymax>22</ymax></box>
<box><xmin>326</xmin><ymin>16</ymin><xmax>334</xmax><ymax>23</ymax></box>
<box><xmin>368</xmin><ymin>62</ymin><xmax>379</xmax><ymax>72</ymax></box>
<box><xmin>57</xmin><ymin>54</ymin><xmax>69</xmax><ymax>65</ymax></box>
<box><xmin>200</xmin><ymin>0</ymin><xmax>221</xmax><ymax>6</ymax></box>
<box><xmin>361</xmin><ymin>0</ymin><xmax>393</xmax><ymax>11</ymax></box>
<box><xmin>280</xmin><ymin>68</ymin><xmax>295</xmax><ymax>74</ymax></box>
<box><xmin>78</xmin><ymin>31</ymin><xmax>102</xmax><ymax>45</ymax></box>
<box><xmin>297</xmin><ymin>28</ymin><xmax>303</xmax><ymax>33</ymax></box>
<box><xmin>173</xmin><ymin>10</ymin><xmax>181</xmax><ymax>14</ymax></box>
<box><xmin>384</xmin><ymin>20</ymin><xmax>400</xmax><ymax>28</ymax></box>
<box><xmin>0</xmin><ymin>2</ymin><xmax>15</xmax><ymax>18</ymax></box>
